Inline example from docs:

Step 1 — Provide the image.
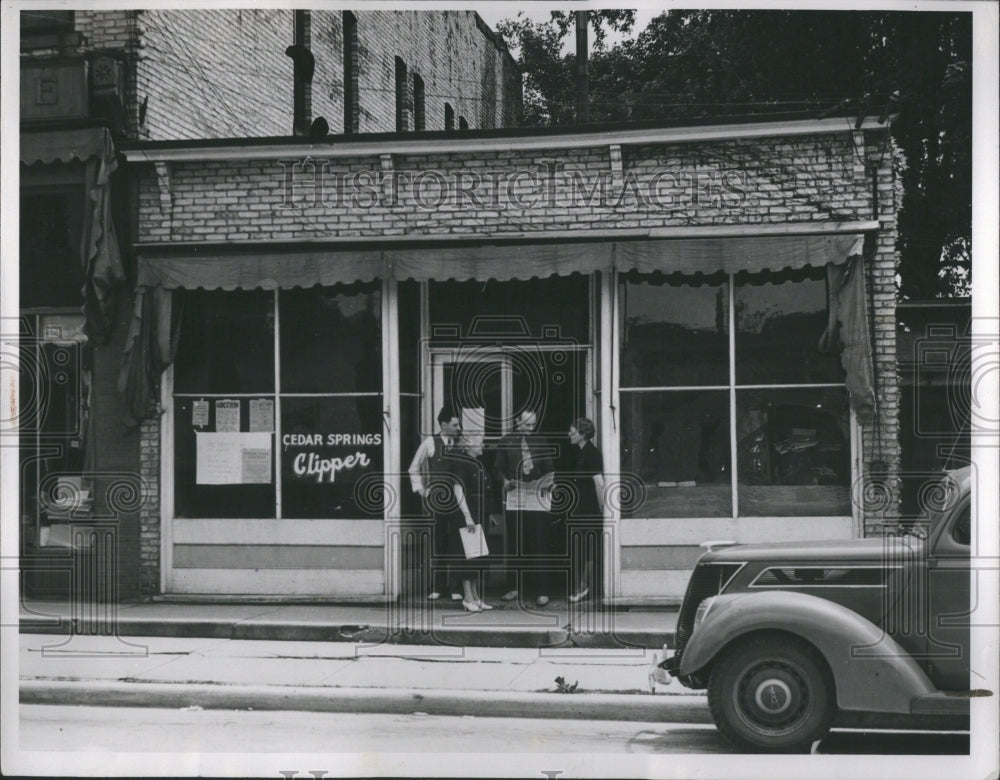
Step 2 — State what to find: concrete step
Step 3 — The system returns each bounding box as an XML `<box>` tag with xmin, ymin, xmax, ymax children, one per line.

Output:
<box><xmin>20</xmin><ymin>600</ymin><xmax>678</xmax><ymax>649</ymax></box>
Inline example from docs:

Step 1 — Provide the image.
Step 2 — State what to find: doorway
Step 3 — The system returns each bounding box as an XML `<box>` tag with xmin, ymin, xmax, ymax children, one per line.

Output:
<box><xmin>429</xmin><ymin>344</ymin><xmax>591</xmax><ymax>441</ymax></box>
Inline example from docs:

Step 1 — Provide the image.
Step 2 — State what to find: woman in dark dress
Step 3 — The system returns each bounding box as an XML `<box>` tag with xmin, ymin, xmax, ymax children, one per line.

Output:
<box><xmin>565</xmin><ymin>417</ymin><xmax>605</xmax><ymax>602</ymax></box>
<box><xmin>445</xmin><ymin>434</ymin><xmax>494</xmax><ymax>612</ymax></box>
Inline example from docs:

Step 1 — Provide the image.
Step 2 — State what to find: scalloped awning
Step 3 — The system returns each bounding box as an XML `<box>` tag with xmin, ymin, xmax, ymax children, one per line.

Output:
<box><xmin>136</xmin><ymin>233</ymin><xmax>864</xmax><ymax>289</ymax></box>
<box><xmin>20</xmin><ymin>126</ymin><xmax>115</xmax><ymax>166</ymax></box>
<box><xmin>122</xmin><ymin>232</ymin><xmax>874</xmax><ymax>427</ymax></box>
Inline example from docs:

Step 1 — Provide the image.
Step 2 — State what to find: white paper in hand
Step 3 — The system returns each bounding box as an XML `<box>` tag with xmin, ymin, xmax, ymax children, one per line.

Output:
<box><xmin>460</xmin><ymin>524</ymin><xmax>489</xmax><ymax>559</ymax></box>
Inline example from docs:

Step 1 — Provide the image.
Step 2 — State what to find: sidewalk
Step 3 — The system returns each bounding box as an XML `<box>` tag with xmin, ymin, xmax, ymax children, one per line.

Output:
<box><xmin>20</xmin><ymin>598</ymin><xmax>677</xmax><ymax>649</ymax></box>
<box><xmin>19</xmin><ymin>632</ymin><xmax>709</xmax><ymax>724</ymax></box>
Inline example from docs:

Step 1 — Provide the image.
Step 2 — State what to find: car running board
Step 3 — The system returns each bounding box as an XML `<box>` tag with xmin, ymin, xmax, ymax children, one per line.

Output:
<box><xmin>910</xmin><ymin>693</ymin><xmax>974</xmax><ymax>715</ymax></box>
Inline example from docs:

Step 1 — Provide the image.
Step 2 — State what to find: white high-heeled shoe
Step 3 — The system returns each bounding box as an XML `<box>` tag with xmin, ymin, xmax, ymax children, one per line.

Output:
<box><xmin>462</xmin><ymin>600</ymin><xmax>482</xmax><ymax>613</ymax></box>
<box><xmin>477</xmin><ymin>600</ymin><xmax>494</xmax><ymax>610</ymax></box>
<box><xmin>568</xmin><ymin>587</ymin><xmax>590</xmax><ymax>603</ymax></box>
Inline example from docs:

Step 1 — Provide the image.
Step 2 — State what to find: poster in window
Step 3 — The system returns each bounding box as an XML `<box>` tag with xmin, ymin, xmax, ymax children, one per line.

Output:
<box><xmin>241</xmin><ymin>444</ymin><xmax>272</xmax><ymax>483</ymax></box>
<box><xmin>215</xmin><ymin>399</ymin><xmax>241</xmax><ymax>432</ymax></box>
<box><xmin>191</xmin><ymin>399</ymin><xmax>209</xmax><ymax>427</ymax></box>
<box><xmin>196</xmin><ymin>432</ymin><xmax>272</xmax><ymax>484</ymax></box>
<box><xmin>249</xmin><ymin>398</ymin><xmax>274</xmax><ymax>432</ymax></box>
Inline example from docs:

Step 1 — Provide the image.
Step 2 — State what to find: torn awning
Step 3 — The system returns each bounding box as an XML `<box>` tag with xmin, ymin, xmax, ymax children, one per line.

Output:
<box><xmin>135</xmin><ymin>233</ymin><xmax>864</xmax><ymax>288</ymax></box>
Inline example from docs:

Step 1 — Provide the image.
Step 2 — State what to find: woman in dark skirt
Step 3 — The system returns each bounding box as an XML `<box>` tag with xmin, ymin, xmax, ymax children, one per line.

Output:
<box><xmin>444</xmin><ymin>433</ymin><xmax>494</xmax><ymax>612</ymax></box>
<box><xmin>565</xmin><ymin>417</ymin><xmax>605</xmax><ymax>602</ymax></box>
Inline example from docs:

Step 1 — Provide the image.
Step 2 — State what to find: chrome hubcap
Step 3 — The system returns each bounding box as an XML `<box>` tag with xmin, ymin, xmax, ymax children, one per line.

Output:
<box><xmin>736</xmin><ymin>660</ymin><xmax>810</xmax><ymax>732</ymax></box>
<box><xmin>754</xmin><ymin>678</ymin><xmax>793</xmax><ymax>714</ymax></box>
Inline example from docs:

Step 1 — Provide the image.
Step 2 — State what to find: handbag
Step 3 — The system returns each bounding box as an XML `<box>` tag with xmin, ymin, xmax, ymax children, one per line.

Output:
<box><xmin>460</xmin><ymin>524</ymin><xmax>489</xmax><ymax>559</ymax></box>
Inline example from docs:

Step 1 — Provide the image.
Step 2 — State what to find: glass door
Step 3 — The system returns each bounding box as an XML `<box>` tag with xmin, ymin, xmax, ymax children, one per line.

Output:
<box><xmin>430</xmin><ymin>349</ymin><xmax>512</xmax><ymax>441</ymax></box>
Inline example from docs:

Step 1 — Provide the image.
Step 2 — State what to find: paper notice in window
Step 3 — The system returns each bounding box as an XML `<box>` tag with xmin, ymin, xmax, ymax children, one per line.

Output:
<box><xmin>215</xmin><ymin>399</ymin><xmax>241</xmax><ymax>432</ymax></box>
<box><xmin>241</xmin><ymin>445</ymin><xmax>272</xmax><ymax>483</ymax></box>
<box><xmin>196</xmin><ymin>432</ymin><xmax>272</xmax><ymax>484</ymax></box>
<box><xmin>192</xmin><ymin>400</ymin><xmax>209</xmax><ymax>427</ymax></box>
<box><xmin>249</xmin><ymin>398</ymin><xmax>274</xmax><ymax>432</ymax></box>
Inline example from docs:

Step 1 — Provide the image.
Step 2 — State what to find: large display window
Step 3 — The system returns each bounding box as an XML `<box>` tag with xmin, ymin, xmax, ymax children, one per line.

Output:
<box><xmin>619</xmin><ymin>267</ymin><xmax>852</xmax><ymax>519</ymax></box>
<box><xmin>172</xmin><ymin>283</ymin><xmax>383</xmax><ymax>520</ymax></box>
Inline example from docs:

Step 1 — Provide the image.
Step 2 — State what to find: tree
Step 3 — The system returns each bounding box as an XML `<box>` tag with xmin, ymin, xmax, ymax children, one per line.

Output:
<box><xmin>497</xmin><ymin>10</ymin><xmax>972</xmax><ymax>299</ymax></box>
<box><xmin>496</xmin><ymin>11</ymin><xmax>635</xmax><ymax>126</ymax></box>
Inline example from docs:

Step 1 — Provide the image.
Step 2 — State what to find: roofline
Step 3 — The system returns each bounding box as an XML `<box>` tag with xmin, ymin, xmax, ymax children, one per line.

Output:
<box><xmin>897</xmin><ymin>298</ymin><xmax>972</xmax><ymax>308</ymax></box>
<box><xmin>133</xmin><ymin>221</ymin><xmax>880</xmax><ymax>254</ymax></box>
<box><xmin>120</xmin><ymin>115</ymin><xmax>891</xmax><ymax>163</ymax></box>
<box><xmin>472</xmin><ymin>11</ymin><xmax>520</xmax><ymax>76</ymax></box>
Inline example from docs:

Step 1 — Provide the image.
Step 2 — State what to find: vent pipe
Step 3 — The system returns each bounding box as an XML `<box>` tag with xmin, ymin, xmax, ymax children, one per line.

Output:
<box><xmin>286</xmin><ymin>10</ymin><xmax>314</xmax><ymax>136</ymax></box>
<box><xmin>575</xmin><ymin>11</ymin><xmax>589</xmax><ymax>124</ymax></box>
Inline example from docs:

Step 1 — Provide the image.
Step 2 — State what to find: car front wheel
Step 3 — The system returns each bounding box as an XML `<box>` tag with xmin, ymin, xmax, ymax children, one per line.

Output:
<box><xmin>707</xmin><ymin>634</ymin><xmax>835</xmax><ymax>753</ymax></box>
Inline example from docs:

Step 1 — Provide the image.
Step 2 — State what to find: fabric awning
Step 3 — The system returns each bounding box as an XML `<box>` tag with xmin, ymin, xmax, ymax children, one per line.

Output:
<box><xmin>20</xmin><ymin>126</ymin><xmax>115</xmax><ymax>166</ymax></box>
<box><xmin>136</xmin><ymin>233</ymin><xmax>864</xmax><ymax>289</ymax></box>
<box><xmin>136</xmin><ymin>249</ymin><xmax>387</xmax><ymax>289</ymax></box>
<box><xmin>614</xmin><ymin>234</ymin><xmax>864</xmax><ymax>276</ymax></box>
<box><xmin>123</xmin><ymin>231</ymin><xmax>872</xmax><ymax>429</ymax></box>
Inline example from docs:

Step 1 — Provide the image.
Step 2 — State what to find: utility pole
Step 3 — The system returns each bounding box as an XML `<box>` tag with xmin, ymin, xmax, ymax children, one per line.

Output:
<box><xmin>575</xmin><ymin>10</ymin><xmax>589</xmax><ymax>124</ymax></box>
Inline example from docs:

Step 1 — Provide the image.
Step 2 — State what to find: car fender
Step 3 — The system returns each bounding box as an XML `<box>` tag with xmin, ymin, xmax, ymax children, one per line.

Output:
<box><xmin>679</xmin><ymin>590</ymin><xmax>939</xmax><ymax>714</ymax></box>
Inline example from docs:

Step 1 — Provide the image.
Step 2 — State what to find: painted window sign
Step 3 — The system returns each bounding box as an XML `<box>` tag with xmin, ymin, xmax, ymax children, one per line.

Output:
<box><xmin>280</xmin><ymin>397</ymin><xmax>384</xmax><ymax>519</ymax></box>
<box><xmin>282</xmin><ymin>432</ymin><xmax>383</xmax><ymax>484</ymax></box>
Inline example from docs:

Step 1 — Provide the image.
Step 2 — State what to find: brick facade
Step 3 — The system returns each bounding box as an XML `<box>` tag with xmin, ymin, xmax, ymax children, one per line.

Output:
<box><xmin>862</xmin><ymin>129</ymin><xmax>901</xmax><ymax>530</ymax></box>
<box><xmin>136</xmin><ymin>135</ymin><xmax>882</xmax><ymax>239</ymax></box>
<box><xmin>133</xmin><ymin>9</ymin><xmax>294</xmax><ymax>140</ymax></box>
<box><xmin>129</xmin><ymin>125</ymin><xmax>900</xmax><ymax>594</ymax></box>
<box><xmin>74</xmin><ymin>9</ymin><xmax>519</xmax><ymax>141</ymax></box>
<box><xmin>138</xmin><ymin>415</ymin><xmax>161</xmax><ymax>595</ymax></box>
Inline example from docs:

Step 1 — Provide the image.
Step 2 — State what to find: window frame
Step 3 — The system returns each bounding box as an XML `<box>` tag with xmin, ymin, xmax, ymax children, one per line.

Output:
<box><xmin>394</xmin><ymin>56</ymin><xmax>408</xmax><ymax>132</ymax></box>
<box><xmin>617</xmin><ymin>270</ymin><xmax>858</xmax><ymax>522</ymax></box>
<box><xmin>412</xmin><ymin>73</ymin><xmax>425</xmax><ymax>131</ymax></box>
<box><xmin>168</xmin><ymin>285</ymin><xmax>384</xmax><ymax>522</ymax></box>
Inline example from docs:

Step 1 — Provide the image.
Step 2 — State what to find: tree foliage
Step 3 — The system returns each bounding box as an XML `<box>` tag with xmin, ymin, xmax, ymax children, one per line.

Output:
<box><xmin>497</xmin><ymin>10</ymin><xmax>972</xmax><ymax>298</ymax></box>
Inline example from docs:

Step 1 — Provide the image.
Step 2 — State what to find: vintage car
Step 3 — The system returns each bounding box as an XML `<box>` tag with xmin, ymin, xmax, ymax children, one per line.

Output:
<box><xmin>654</xmin><ymin>467</ymin><xmax>973</xmax><ymax>752</ymax></box>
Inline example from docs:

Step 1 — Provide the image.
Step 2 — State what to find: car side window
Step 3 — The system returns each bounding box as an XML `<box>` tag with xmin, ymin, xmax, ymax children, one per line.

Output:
<box><xmin>951</xmin><ymin>500</ymin><xmax>971</xmax><ymax>546</ymax></box>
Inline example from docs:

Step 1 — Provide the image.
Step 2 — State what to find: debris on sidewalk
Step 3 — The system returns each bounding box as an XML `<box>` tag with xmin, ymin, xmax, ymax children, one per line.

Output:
<box><xmin>554</xmin><ymin>676</ymin><xmax>579</xmax><ymax>693</ymax></box>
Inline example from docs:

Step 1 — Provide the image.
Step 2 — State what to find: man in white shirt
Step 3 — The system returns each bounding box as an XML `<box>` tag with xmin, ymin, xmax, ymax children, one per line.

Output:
<box><xmin>408</xmin><ymin>405</ymin><xmax>462</xmax><ymax>600</ymax></box>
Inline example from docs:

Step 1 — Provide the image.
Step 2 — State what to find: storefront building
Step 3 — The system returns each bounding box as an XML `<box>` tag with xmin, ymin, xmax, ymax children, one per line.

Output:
<box><xmin>16</xmin><ymin>8</ymin><xmax>518</xmax><ymax>602</ymax></box>
<box><xmin>121</xmin><ymin>115</ymin><xmax>899</xmax><ymax>602</ymax></box>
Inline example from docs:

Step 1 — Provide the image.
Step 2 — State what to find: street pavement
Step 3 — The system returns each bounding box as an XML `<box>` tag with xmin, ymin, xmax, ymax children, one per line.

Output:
<box><xmin>20</xmin><ymin>705</ymin><xmax>732</xmax><ymax>755</ymax></box>
<box><xmin>19</xmin><ymin>705</ymin><xmax>971</xmax><ymax>756</ymax></box>
<box><xmin>19</xmin><ymin>598</ymin><xmax>688</xmax><ymax>722</ymax></box>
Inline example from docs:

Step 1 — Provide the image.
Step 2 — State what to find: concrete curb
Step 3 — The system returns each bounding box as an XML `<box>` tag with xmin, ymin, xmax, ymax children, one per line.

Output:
<box><xmin>20</xmin><ymin>679</ymin><xmax>711</xmax><ymax>724</ymax></box>
<box><xmin>20</xmin><ymin>620</ymin><xmax>672</xmax><ymax>649</ymax></box>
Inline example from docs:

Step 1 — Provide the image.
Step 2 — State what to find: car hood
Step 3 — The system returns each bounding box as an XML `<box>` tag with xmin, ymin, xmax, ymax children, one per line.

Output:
<box><xmin>699</xmin><ymin>535</ymin><xmax>924</xmax><ymax>564</ymax></box>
